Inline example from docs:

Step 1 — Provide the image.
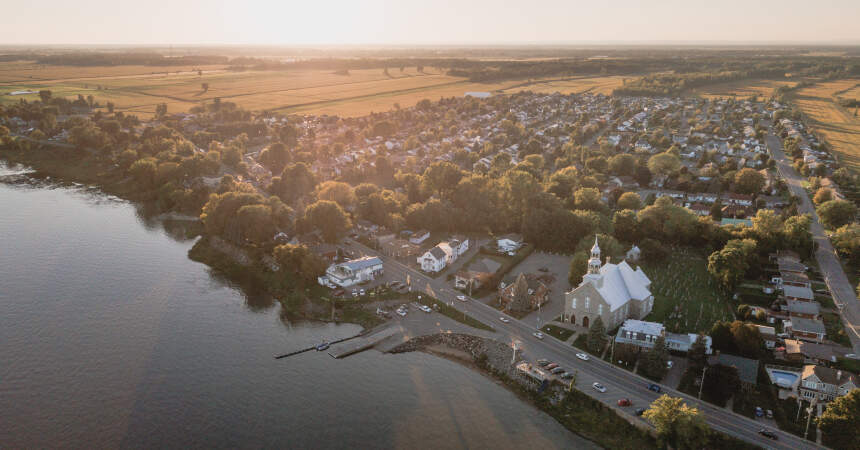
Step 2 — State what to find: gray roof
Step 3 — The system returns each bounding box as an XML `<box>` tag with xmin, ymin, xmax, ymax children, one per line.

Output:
<box><xmin>783</xmin><ymin>284</ymin><xmax>813</xmax><ymax>300</ymax></box>
<box><xmin>340</xmin><ymin>256</ymin><xmax>383</xmax><ymax>272</ymax></box>
<box><xmin>787</xmin><ymin>300</ymin><xmax>820</xmax><ymax>316</ymax></box>
<box><xmin>708</xmin><ymin>354</ymin><xmax>760</xmax><ymax>385</ymax></box>
<box><xmin>429</xmin><ymin>247</ymin><xmax>446</xmax><ymax>260</ymax></box>
<box><xmin>790</xmin><ymin>317</ymin><xmax>826</xmax><ymax>335</ymax></box>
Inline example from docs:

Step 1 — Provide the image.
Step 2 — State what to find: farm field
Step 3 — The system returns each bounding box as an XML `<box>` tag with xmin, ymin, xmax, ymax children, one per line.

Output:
<box><xmin>640</xmin><ymin>248</ymin><xmax>733</xmax><ymax>334</ymax></box>
<box><xmin>687</xmin><ymin>78</ymin><xmax>795</xmax><ymax>100</ymax></box>
<box><xmin>792</xmin><ymin>79</ymin><xmax>860</xmax><ymax>173</ymax></box>
<box><xmin>501</xmin><ymin>75</ymin><xmax>628</xmax><ymax>96</ymax></box>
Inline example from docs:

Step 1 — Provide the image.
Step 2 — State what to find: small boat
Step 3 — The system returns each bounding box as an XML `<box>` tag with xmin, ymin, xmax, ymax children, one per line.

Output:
<box><xmin>315</xmin><ymin>341</ymin><xmax>330</xmax><ymax>351</ymax></box>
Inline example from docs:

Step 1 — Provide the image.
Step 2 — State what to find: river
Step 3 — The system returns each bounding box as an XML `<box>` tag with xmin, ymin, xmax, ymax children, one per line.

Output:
<box><xmin>0</xmin><ymin>162</ymin><xmax>583</xmax><ymax>449</ymax></box>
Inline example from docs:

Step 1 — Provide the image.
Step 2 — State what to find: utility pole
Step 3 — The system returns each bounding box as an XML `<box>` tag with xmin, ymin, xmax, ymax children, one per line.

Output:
<box><xmin>698</xmin><ymin>366</ymin><xmax>708</xmax><ymax>399</ymax></box>
<box><xmin>804</xmin><ymin>398</ymin><xmax>816</xmax><ymax>441</ymax></box>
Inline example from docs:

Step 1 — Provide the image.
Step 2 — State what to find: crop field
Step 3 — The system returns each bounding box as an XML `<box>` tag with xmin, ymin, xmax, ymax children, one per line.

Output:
<box><xmin>687</xmin><ymin>78</ymin><xmax>795</xmax><ymax>100</ymax></box>
<box><xmin>792</xmin><ymin>79</ymin><xmax>860</xmax><ymax>173</ymax></box>
<box><xmin>501</xmin><ymin>75</ymin><xmax>628</xmax><ymax>96</ymax></box>
<box><xmin>640</xmin><ymin>248</ymin><xmax>733</xmax><ymax>334</ymax></box>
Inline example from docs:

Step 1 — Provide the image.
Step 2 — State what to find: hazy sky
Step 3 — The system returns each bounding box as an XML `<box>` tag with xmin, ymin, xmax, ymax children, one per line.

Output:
<box><xmin>3</xmin><ymin>0</ymin><xmax>860</xmax><ymax>45</ymax></box>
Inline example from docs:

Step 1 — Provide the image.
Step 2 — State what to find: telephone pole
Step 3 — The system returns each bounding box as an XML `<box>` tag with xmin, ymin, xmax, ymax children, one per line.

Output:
<box><xmin>698</xmin><ymin>366</ymin><xmax>708</xmax><ymax>399</ymax></box>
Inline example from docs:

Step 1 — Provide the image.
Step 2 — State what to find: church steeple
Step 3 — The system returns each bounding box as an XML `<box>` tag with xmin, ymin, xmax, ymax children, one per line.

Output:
<box><xmin>588</xmin><ymin>236</ymin><xmax>601</xmax><ymax>275</ymax></box>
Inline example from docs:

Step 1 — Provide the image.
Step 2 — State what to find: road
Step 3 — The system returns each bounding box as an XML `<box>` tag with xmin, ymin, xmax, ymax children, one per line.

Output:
<box><xmin>766</xmin><ymin>131</ymin><xmax>860</xmax><ymax>353</ymax></box>
<box><xmin>342</xmin><ymin>238</ymin><xmax>821</xmax><ymax>450</ymax></box>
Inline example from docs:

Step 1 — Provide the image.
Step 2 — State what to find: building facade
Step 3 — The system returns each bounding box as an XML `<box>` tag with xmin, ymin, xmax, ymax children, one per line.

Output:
<box><xmin>318</xmin><ymin>256</ymin><xmax>384</xmax><ymax>288</ymax></box>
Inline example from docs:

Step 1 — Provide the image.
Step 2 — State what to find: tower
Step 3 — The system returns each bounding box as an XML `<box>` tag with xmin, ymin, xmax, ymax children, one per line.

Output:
<box><xmin>588</xmin><ymin>236</ymin><xmax>601</xmax><ymax>275</ymax></box>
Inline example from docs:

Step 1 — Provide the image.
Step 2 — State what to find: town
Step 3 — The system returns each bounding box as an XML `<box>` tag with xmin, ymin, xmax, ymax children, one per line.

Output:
<box><xmin>2</xmin><ymin>79</ymin><xmax>859</xmax><ymax>450</ymax></box>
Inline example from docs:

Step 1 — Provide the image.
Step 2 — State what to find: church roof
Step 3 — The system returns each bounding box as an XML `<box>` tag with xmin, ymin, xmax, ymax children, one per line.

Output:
<box><xmin>590</xmin><ymin>260</ymin><xmax>652</xmax><ymax>312</ymax></box>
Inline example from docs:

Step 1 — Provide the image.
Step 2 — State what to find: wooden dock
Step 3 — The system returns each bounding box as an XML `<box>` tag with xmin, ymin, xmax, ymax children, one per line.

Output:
<box><xmin>274</xmin><ymin>334</ymin><xmax>362</xmax><ymax>359</ymax></box>
<box><xmin>327</xmin><ymin>327</ymin><xmax>402</xmax><ymax>359</ymax></box>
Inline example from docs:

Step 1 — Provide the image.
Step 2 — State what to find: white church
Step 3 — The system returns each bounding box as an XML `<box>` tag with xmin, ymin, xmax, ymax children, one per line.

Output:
<box><xmin>563</xmin><ymin>237</ymin><xmax>654</xmax><ymax>330</ymax></box>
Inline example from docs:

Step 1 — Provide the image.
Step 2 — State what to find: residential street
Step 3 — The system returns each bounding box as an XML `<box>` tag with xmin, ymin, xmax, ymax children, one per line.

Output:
<box><xmin>342</xmin><ymin>237</ymin><xmax>820</xmax><ymax>450</ymax></box>
<box><xmin>766</xmin><ymin>131</ymin><xmax>860</xmax><ymax>353</ymax></box>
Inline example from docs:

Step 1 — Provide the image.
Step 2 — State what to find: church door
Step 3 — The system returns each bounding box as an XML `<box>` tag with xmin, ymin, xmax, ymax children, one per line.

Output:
<box><xmin>582</xmin><ymin>316</ymin><xmax>589</xmax><ymax>328</ymax></box>
<box><xmin>569</xmin><ymin>314</ymin><xmax>575</xmax><ymax>324</ymax></box>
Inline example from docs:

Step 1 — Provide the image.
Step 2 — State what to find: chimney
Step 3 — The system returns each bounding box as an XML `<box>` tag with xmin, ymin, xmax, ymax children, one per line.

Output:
<box><xmin>605</xmin><ymin>256</ymin><xmax>611</xmax><ymax>265</ymax></box>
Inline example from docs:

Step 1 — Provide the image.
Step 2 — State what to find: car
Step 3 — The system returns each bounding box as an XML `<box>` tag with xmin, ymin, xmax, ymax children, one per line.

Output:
<box><xmin>666</xmin><ymin>360</ymin><xmax>673</xmax><ymax>369</ymax></box>
<box><xmin>647</xmin><ymin>383</ymin><xmax>661</xmax><ymax>393</ymax></box>
<box><xmin>617</xmin><ymin>398</ymin><xmax>632</xmax><ymax>407</ymax></box>
<box><xmin>766</xmin><ymin>409</ymin><xmax>773</xmax><ymax>419</ymax></box>
<box><xmin>560</xmin><ymin>372</ymin><xmax>574</xmax><ymax>379</ymax></box>
<box><xmin>845</xmin><ymin>353</ymin><xmax>859</xmax><ymax>360</ymax></box>
<box><xmin>396</xmin><ymin>309</ymin><xmax>407</xmax><ymax>317</ymax></box>
<box><xmin>389</xmin><ymin>281</ymin><xmax>402</xmax><ymax>288</ymax></box>
<box><xmin>757</xmin><ymin>429</ymin><xmax>778</xmax><ymax>440</ymax></box>
<box><xmin>576</xmin><ymin>353</ymin><xmax>590</xmax><ymax>361</ymax></box>
<box><xmin>545</xmin><ymin>363</ymin><xmax>559</xmax><ymax>370</ymax></box>
<box><xmin>333</xmin><ymin>289</ymin><xmax>345</xmax><ymax>297</ymax></box>
<box><xmin>538</xmin><ymin>266</ymin><xmax>549</xmax><ymax>272</ymax></box>
<box><xmin>537</xmin><ymin>359</ymin><xmax>550</xmax><ymax>366</ymax></box>
<box><xmin>755</xmin><ymin>406</ymin><xmax>764</xmax><ymax>417</ymax></box>
<box><xmin>351</xmin><ymin>289</ymin><xmax>358</xmax><ymax>297</ymax></box>
<box><xmin>456</xmin><ymin>295</ymin><xmax>467</xmax><ymax>302</ymax></box>
<box><xmin>592</xmin><ymin>382</ymin><xmax>606</xmax><ymax>393</ymax></box>
<box><xmin>635</xmin><ymin>407</ymin><xmax>646</xmax><ymax>416</ymax></box>
<box><xmin>550</xmin><ymin>367</ymin><xmax>565</xmax><ymax>374</ymax></box>
<box><xmin>359</xmin><ymin>289</ymin><xmax>366</xmax><ymax>296</ymax></box>
<box><xmin>533</xmin><ymin>331</ymin><xmax>545</xmax><ymax>340</ymax></box>
<box><xmin>418</xmin><ymin>305</ymin><xmax>432</xmax><ymax>313</ymax></box>
<box><xmin>499</xmin><ymin>317</ymin><xmax>510</xmax><ymax>323</ymax></box>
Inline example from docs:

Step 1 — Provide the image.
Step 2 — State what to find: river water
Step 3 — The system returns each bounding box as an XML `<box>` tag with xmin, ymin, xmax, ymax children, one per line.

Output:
<box><xmin>0</xmin><ymin>163</ymin><xmax>583</xmax><ymax>449</ymax></box>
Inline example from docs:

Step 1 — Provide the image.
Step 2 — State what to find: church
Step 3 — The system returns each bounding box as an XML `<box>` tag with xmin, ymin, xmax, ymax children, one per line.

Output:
<box><xmin>562</xmin><ymin>237</ymin><xmax>654</xmax><ymax>330</ymax></box>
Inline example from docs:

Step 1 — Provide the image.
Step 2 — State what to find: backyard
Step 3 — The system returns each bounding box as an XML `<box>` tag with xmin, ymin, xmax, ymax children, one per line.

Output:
<box><xmin>640</xmin><ymin>248</ymin><xmax>734</xmax><ymax>334</ymax></box>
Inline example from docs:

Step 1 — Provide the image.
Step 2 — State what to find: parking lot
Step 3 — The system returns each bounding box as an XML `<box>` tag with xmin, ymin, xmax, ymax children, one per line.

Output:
<box><xmin>511</xmin><ymin>251</ymin><xmax>574</xmax><ymax>328</ymax></box>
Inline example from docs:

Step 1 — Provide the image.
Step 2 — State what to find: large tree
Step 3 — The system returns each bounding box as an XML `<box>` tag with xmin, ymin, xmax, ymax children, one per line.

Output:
<box><xmin>647</xmin><ymin>152</ymin><xmax>681</xmax><ymax>178</ymax></box>
<box><xmin>568</xmin><ymin>251</ymin><xmax>588</xmax><ymax>285</ymax></box>
<box><xmin>586</xmin><ymin>316</ymin><xmax>608</xmax><ymax>354</ymax></box>
<box><xmin>733</xmin><ymin>168</ymin><xmax>765</xmax><ymax>194</ymax></box>
<box><xmin>640</xmin><ymin>335</ymin><xmax>669</xmax><ymax>380</ymax></box>
<box><xmin>813</xmin><ymin>187</ymin><xmax>833</xmax><ymax>205</ymax></box>
<box><xmin>422</xmin><ymin>161</ymin><xmax>463</xmax><ymax>200</ymax></box>
<box><xmin>271</xmin><ymin>162</ymin><xmax>317</xmax><ymax>204</ymax></box>
<box><xmin>616</xmin><ymin>192</ymin><xmax>642</xmax><ymax>210</ymax></box>
<box><xmin>701</xmin><ymin>364</ymin><xmax>740</xmax><ymax>406</ymax></box>
<box><xmin>643</xmin><ymin>395</ymin><xmax>710</xmax><ymax>450</ymax></box>
<box><xmin>817</xmin><ymin>388</ymin><xmax>860</xmax><ymax>449</ymax></box>
<box><xmin>303</xmin><ymin>200</ymin><xmax>352</xmax><ymax>243</ymax></box>
<box><xmin>273</xmin><ymin>243</ymin><xmax>327</xmax><ymax>283</ymax></box>
<box><xmin>730</xmin><ymin>320</ymin><xmax>763</xmax><ymax>358</ymax></box>
<box><xmin>236</xmin><ymin>204</ymin><xmax>275</xmax><ymax>244</ymax></box>
<box><xmin>317</xmin><ymin>181</ymin><xmax>356</xmax><ymax>210</ymax></box>
<box><xmin>817</xmin><ymin>199</ymin><xmax>858</xmax><ymax>229</ymax></box>
<box><xmin>259</xmin><ymin>142</ymin><xmax>290</xmax><ymax>174</ymax></box>
<box><xmin>688</xmin><ymin>332</ymin><xmax>708</xmax><ymax>370</ymax></box>
<box><xmin>707</xmin><ymin>239</ymin><xmax>756</xmax><ymax>290</ymax></box>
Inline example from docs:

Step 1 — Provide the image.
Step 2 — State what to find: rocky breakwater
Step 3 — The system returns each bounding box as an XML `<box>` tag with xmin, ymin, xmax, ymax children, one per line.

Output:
<box><xmin>389</xmin><ymin>333</ymin><xmax>515</xmax><ymax>374</ymax></box>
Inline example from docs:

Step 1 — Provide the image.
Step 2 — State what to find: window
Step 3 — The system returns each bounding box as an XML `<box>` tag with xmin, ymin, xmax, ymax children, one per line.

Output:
<box><xmin>585</xmin><ymin>297</ymin><xmax>590</xmax><ymax>311</ymax></box>
<box><xmin>598</xmin><ymin>304</ymin><xmax>603</xmax><ymax>315</ymax></box>
<box><xmin>572</xmin><ymin>297</ymin><xmax>577</xmax><ymax>309</ymax></box>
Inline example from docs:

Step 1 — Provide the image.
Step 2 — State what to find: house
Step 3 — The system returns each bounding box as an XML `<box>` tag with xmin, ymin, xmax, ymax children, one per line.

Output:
<box><xmin>780</xmin><ymin>339</ymin><xmax>837</xmax><ymax>365</ymax></box>
<box><xmin>753</xmin><ymin>325</ymin><xmax>778</xmax><ymax>349</ymax></box>
<box><xmin>707</xmin><ymin>353</ymin><xmax>760</xmax><ymax>391</ymax></box>
<box><xmin>355</xmin><ymin>219</ymin><xmax>380</xmax><ymax>235</ymax></box>
<box><xmin>799</xmin><ymin>365</ymin><xmax>858</xmax><ymax>403</ymax></box>
<box><xmin>448</xmin><ymin>235</ymin><xmax>470</xmax><ymax>258</ymax></box>
<box><xmin>563</xmin><ymin>238</ymin><xmax>653</xmax><ymax>330</ymax></box>
<box><xmin>727</xmin><ymin>193</ymin><xmax>754</xmax><ymax>206</ymax></box>
<box><xmin>783</xmin><ymin>284</ymin><xmax>814</xmax><ymax>303</ymax></box>
<box><xmin>615</xmin><ymin>319</ymin><xmax>713</xmax><ymax>354</ymax></box>
<box><xmin>785</xmin><ymin>317</ymin><xmax>826</xmax><ymax>343</ymax></box>
<box><xmin>455</xmin><ymin>270</ymin><xmax>492</xmax><ymax>292</ymax></box>
<box><xmin>419</xmin><ymin>245</ymin><xmax>450</xmax><ymax>273</ymax></box>
<box><xmin>317</xmin><ymin>256</ymin><xmax>383</xmax><ymax>288</ymax></box>
<box><xmin>497</xmin><ymin>234</ymin><xmax>524</xmax><ymax>255</ymax></box>
<box><xmin>409</xmin><ymin>230</ymin><xmax>431</xmax><ymax>245</ymax></box>
<box><xmin>786</xmin><ymin>300</ymin><xmax>821</xmax><ymax>320</ymax></box>
<box><xmin>773</xmin><ymin>271</ymin><xmax>811</xmax><ymax>289</ymax></box>
<box><xmin>499</xmin><ymin>273</ymin><xmax>549</xmax><ymax>312</ymax></box>
<box><xmin>382</xmin><ymin>238</ymin><xmax>420</xmax><ymax>258</ymax></box>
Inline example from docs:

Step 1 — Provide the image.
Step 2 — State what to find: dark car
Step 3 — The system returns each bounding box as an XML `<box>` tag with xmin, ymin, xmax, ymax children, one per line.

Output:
<box><xmin>647</xmin><ymin>383</ymin><xmax>661</xmax><ymax>393</ymax></box>
<box><xmin>635</xmin><ymin>407</ymin><xmax>646</xmax><ymax>416</ymax></box>
<box><xmin>617</xmin><ymin>398</ymin><xmax>632</xmax><ymax>407</ymax></box>
<box><xmin>757</xmin><ymin>429</ymin><xmax>778</xmax><ymax>440</ymax></box>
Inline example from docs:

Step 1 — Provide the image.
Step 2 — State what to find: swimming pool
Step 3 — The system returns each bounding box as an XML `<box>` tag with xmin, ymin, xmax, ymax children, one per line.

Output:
<box><xmin>770</xmin><ymin>370</ymin><xmax>799</xmax><ymax>388</ymax></box>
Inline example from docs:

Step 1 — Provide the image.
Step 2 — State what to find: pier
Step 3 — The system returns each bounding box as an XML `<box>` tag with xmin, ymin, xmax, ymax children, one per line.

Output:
<box><xmin>327</xmin><ymin>326</ymin><xmax>402</xmax><ymax>359</ymax></box>
<box><xmin>274</xmin><ymin>333</ymin><xmax>362</xmax><ymax>359</ymax></box>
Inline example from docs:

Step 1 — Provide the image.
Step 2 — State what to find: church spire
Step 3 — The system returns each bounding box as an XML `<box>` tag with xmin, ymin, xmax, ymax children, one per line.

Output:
<box><xmin>588</xmin><ymin>236</ymin><xmax>601</xmax><ymax>275</ymax></box>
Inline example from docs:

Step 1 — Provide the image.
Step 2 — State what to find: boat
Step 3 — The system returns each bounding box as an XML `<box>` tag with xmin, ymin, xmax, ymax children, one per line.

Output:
<box><xmin>315</xmin><ymin>341</ymin><xmax>330</xmax><ymax>351</ymax></box>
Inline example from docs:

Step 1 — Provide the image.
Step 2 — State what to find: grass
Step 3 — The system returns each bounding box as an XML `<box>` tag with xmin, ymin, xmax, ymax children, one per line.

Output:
<box><xmin>640</xmin><ymin>248</ymin><xmax>733</xmax><ymax>334</ymax></box>
<box><xmin>541</xmin><ymin>324</ymin><xmax>574</xmax><ymax>341</ymax></box>
<box><xmin>688</xmin><ymin>78</ymin><xmax>795</xmax><ymax>100</ymax></box>
<box><xmin>414</xmin><ymin>293</ymin><xmax>495</xmax><ymax>332</ymax></box>
<box><xmin>822</xmin><ymin>312</ymin><xmax>851</xmax><ymax>346</ymax></box>
<box><xmin>790</xmin><ymin>79</ymin><xmax>860</xmax><ymax>174</ymax></box>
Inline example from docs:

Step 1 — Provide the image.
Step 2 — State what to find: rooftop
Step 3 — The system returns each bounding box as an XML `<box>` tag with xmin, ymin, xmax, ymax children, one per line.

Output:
<box><xmin>708</xmin><ymin>353</ymin><xmax>760</xmax><ymax>385</ymax></box>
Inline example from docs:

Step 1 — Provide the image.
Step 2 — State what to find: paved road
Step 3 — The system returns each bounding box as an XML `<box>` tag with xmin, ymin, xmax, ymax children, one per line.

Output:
<box><xmin>766</xmin><ymin>131</ymin><xmax>860</xmax><ymax>353</ymax></box>
<box><xmin>343</xmin><ymin>238</ymin><xmax>820</xmax><ymax>450</ymax></box>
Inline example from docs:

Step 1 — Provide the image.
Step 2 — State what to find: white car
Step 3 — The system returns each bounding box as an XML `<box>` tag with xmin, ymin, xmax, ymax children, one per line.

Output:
<box><xmin>456</xmin><ymin>295</ymin><xmax>467</xmax><ymax>302</ymax></box>
<box><xmin>576</xmin><ymin>353</ymin><xmax>590</xmax><ymax>361</ymax></box>
<box><xmin>592</xmin><ymin>382</ymin><xmax>607</xmax><ymax>393</ymax></box>
<box><xmin>499</xmin><ymin>317</ymin><xmax>510</xmax><ymax>323</ymax></box>
<box><xmin>419</xmin><ymin>305</ymin><xmax>432</xmax><ymax>313</ymax></box>
<box><xmin>396</xmin><ymin>309</ymin><xmax>407</xmax><ymax>317</ymax></box>
<box><xmin>533</xmin><ymin>331</ymin><xmax>544</xmax><ymax>340</ymax></box>
<box><xmin>666</xmin><ymin>360</ymin><xmax>674</xmax><ymax>369</ymax></box>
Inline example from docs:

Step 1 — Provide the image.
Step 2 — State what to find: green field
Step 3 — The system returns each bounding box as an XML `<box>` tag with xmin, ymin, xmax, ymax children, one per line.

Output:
<box><xmin>641</xmin><ymin>248</ymin><xmax>733</xmax><ymax>334</ymax></box>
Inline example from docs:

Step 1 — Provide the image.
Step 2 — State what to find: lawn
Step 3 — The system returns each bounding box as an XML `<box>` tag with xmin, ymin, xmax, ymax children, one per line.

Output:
<box><xmin>822</xmin><ymin>312</ymin><xmax>851</xmax><ymax>347</ymax></box>
<box><xmin>541</xmin><ymin>324</ymin><xmax>574</xmax><ymax>341</ymax></box>
<box><xmin>640</xmin><ymin>248</ymin><xmax>733</xmax><ymax>334</ymax></box>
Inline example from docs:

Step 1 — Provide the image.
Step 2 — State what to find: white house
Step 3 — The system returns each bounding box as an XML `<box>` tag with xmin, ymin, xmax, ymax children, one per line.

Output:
<box><xmin>615</xmin><ymin>319</ymin><xmax>713</xmax><ymax>354</ymax></box>
<box><xmin>799</xmin><ymin>365</ymin><xmax>858</xmax><ymax>403</ymax></box>
<box><xmin>409</xmin><ymin>230</ymin><xmax>431</xmax><ymax>245</ymax></box>
<box><xmin>497</xmin><ymin>234</ymin><xmax>523</xmax><ymax>255</ymax></box>
<box><xmin>318</xmin><ymin>256</ymin><xmax>384</xmax><ymax>288</ymax></box>
<box><xmin>419</xmin><ymin>245</ymin><xmax>451</xmax><ymax>272</ymax></box>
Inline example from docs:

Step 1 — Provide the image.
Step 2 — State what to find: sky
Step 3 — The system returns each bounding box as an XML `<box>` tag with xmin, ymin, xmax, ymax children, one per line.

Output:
<box><xmin>2</xmin><ymin>0</ymin><xmax>860</xmax><ymax>46</ymax></box>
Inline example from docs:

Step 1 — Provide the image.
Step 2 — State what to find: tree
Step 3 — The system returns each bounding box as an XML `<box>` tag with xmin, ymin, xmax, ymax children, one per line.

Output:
<box><xmin>128</xmin><ymin>158</ymin><xmax>157</xmax><ymax>189</ymax></box>
<box><xmin>608</xmin><ymin>153</ymin><xmax>636</xmax><ymax>176</ymax></box>
<box><xmin>640</xmin><ymin>335</ymin><xmax>669</xmax><ymax>380</ymax></box>
<box><xmin>817</xmin><ymin>199</ymin><xmax>857</xmax><ymax>229</ymax></box>
<box><xmin>106</xmin><ymin>101</ymin><xmax>115</xmax><ymax>113</ymax></box>
<box><xmin>508</xmin><ymin>273</ymin><xmax>531</xmax><ymax>312</ymax></box>
<box><xmin>573</xmin><ymin>187</ymin><xmax>603</xmax><ymax>211</ymax></box>
<box><xmin>733</xmin><ymin>168</ymin><xmax>765</xmax><ymax>194</ymax></box>
<box><xmin>259</xmin><ymin>142</ymin><xmax>290</xmax><ymax>174</ymax></box>
<box><xmin>813</xmin><ymin>187</ymin><xmax>833</xmax><ymax>205</ymax></box>
<box><xmin>155</xmin><ymin>103</ymin><xmax>168</xmax><ymax>118</ymax></box>
<box><xmin>708</xmin><ymin>239</ymin><xmax>756</xmax><ymax>291</ymax></box>
<box><xmin>751</xmin><ymin>209</ymin><xmax>782</xmax><ymax>242</ymax></box>
<box><xmin>273</xmin><ymin>244</ymin><xmax>327</xmax><ymax>283</ymax></box>
<box><xmin>317</xmin><ymin>181</ymin><xmax>356</xmax><ymax>210</ymax></box>
<box><xmin>730</xmin><ymin>320</ymin><xmax>763</xmax><ymax>358</ymax></box>
<box><xmin>271</xmin><ymin>163</ymin><xmax>317</xmax><ymax>204</ymax></box>
<box><xmin>783</xmin><ymin>214</ymin><xmax>813</xmax><ymax>257</ymax></box>
<box><xmin>236</xmin><ymin>204</ymin><xmax>274</xmax><ymax>244</ymax></box>
<box><xmin>817</xmin><ymin>388</ymin><xmax>860</xmax><ymax>449</ymax></box>
<box><xmin>422</xmin><ymin>161</ymin><xmax>463</xmax><ymax>200</ymax></box>
<box><xmin>832</xmin><ymin>223</ymin><xmax>860</xmax><ymax>266</ymax></box>
<box><xmin>38</xmin><ymin>89</ymin><xmax>52</xmax><ymax>103</ymax></box>
<box><xmin>688</xmin><ymin>332</ymin><xmax>708</xmax><ymax>370</ymax></box>
<box><xmin>612</xmin><ymin>209</ymin><xmax>639</xmax><ymax>242</ymax></box>
<box><xmin>568</xmin><ymin>251</ymin><xmax>588</xmax><ymax>285</ymax></box>
<box><xmin>709</xmin><ymin>320</ymin><xmax>737</xmax><ymax>354</ymax></box>
<box><xmin>585</xmin><ymin>156</ymin><xmax>608</xmax><ymax>174</ymax></box>
<box><xmin>586</xmin><ymin>316</ymin><xmax>607</xmax><ymax>354</ymax></box>
<box><xmin>647</xmin><ymin>152</ymin><xmax>681</xmax><ymax>178</ymax></box>
<box><xmin>303</xmin><ymin>200</ymin><xmax>351</xmax><ymax>243</ymax></box>
<box><xmin>700</xmin><ymin>364</ymin><xmax>740</xmax><ymax>406</ymax></box>
<box><xmin>616</xmin><ymin>192</ymin><xmax>642</xmax><ymax>210</ymax></box>
<box><xmin>642</xmin><ymin>395</ymin><xmax>710</xmax><ymax>450</ymax></box>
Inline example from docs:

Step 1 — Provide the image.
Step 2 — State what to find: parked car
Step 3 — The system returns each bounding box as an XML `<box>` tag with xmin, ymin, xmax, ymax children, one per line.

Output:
<box><xmin>592</xmin><ymin>382</ymin><xmax>607</xmax><ymax>393</ymax></box>
<box><xmin>538</xmin><ymin>267</ymin><xmax>549</xmax><ymax>272</ymax></box>
<box><xmin>359</xmin><ymin>289</ymin><xmax>366</xmax><ymax>296</ymax></box>
<box><xmin>766</xmin><ymin>409</ymin><xmax>773</xmax><ymax>419</ymax></box>
<box><xmin>550</xmin><ymin>367</ymin><xmax>565</xmax><ymax>374</ymax></box>
<box><xmin>617</xmin><ymin>398</ymin><xmax>631</xmax><ymax>407</ymax></box>
<box><xmin>666</xmin><ymin>360</ymin><xmax>673</xmax><ymax>369</ymax></box>
<box><xmin>647</xmin><ymin>384</ymin><xmax>661</xmax><ymax>393</ymax></box>
<box><xmin>755</xmin><ymin>406</ymin><xmax>764</xmax><ymax>418</ymax></box>
<box><xmin>499</xmin><ymin>317</ymin><xmax>510</xmax><ymax>323</ymax></box>
<box><xmin>418</xmin><ymin>305</ymin><xmax>432</xmax><ymax>313</ymax></box>
<box><xmin>560</xmin><ymin>372</ymin><xmax>574</xmax><ymax>379</ymax></box>
<box><xmin>456</xmin><ymin>295</ymin><xmax>467</xmax><ymax>302</ymax></box>
<box><xmin>575</xmin><ymin>353</ymin><xmax>590</xmax><ymax>361</ymax></box>
<box><xmin>533</xmin><ymin>331</ymin><xmax>545</xmax><ymax>340</ymax></box>
<box><xmin>396</xmin><ymin>309</ymin><xmax>407</xmax><ymax>317</ymax></box>
<box><xmin>545</xmin><ymin>363</ymin><xmax>559</xmax><ymax>370</ymax></box>
<box><xmin>635</xmin><ymin>407</ymin><xmax>646</xmax><ymax>416</ymax></box>
<box><xmin>537</xmin><ymin>359</ymin><xmax>550</xmax><ymax>366</ymax></box>
<box><xmin>757</xmin><ymin>429</ymin><xmax>778</xmax><ymax>440</ymax></box>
